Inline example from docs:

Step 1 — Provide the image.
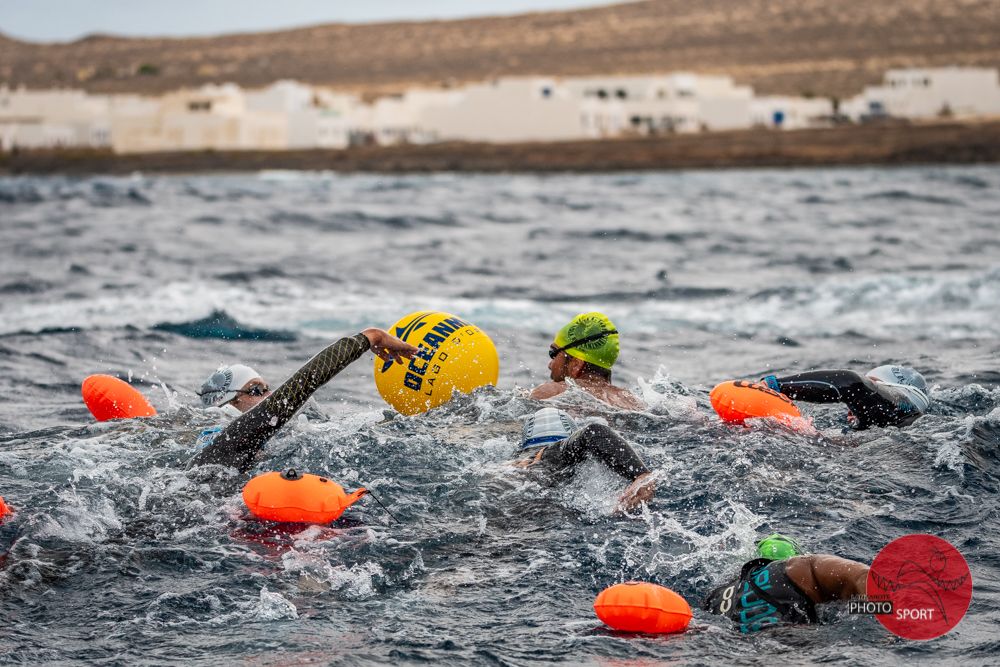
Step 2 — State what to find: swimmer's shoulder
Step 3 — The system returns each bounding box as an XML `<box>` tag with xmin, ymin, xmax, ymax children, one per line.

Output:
<box><xmin>530</xmin><ymin>382</ymin><xmax>568</xmax><ymax>400</ymax></box>
<box><xmin>609</xmin><ymin>387</ymin><xmax>645</xmax><ymax>411</ymax></box>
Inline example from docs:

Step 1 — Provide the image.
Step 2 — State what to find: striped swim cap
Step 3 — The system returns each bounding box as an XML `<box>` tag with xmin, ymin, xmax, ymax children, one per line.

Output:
<box><xmin>522</xmin><ymin>408</ymin><xmax>577</xmax><ymax>449</ymax></box>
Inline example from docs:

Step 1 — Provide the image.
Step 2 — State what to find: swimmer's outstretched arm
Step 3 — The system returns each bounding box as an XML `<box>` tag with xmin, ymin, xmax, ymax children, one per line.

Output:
<box><xmin>784</xmin><ymin>555</ymin><xmax>869</xmax><ymax>604</ymax></box>
<box><xmin>772</xmin><ymin>370</ymin><xmax>906</xmax><ymax>429</ymax></box>
<box><xmin>191</xmin><ymin>329</ymin><xmax>416</xmax><ymax>472</ymax></box>
<box><xmin>556</xmin><ymin>423</ymin><xmax>650</xmax><ymax>479</ymax></box>
<box><xmin>554</xmin><ymin>423</ymin><xmax>655</xmax><ymax>512</ymax></box>
<box><xmin>772</xmin><ymin>370</ymin><xmax>873</xmax><ymax>403</ymax></box>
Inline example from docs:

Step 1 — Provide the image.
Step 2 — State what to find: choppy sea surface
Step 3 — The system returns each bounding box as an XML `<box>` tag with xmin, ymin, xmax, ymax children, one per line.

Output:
<box><xmin>0</xmin><ymin>167</ymin><xmax>998</xmax><ymax>665</ymax></box>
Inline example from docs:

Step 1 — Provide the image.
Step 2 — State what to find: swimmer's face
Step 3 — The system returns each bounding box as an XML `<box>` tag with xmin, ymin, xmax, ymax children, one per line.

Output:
<box><xmin>229</xmin><ymin>378</ymin><xmax>271</xmax><ymax>413</ymax></box>
<box><xmin>548</xmin><ymin>346</ymin><xmax>571</xmax><ymax>382</ymax></box>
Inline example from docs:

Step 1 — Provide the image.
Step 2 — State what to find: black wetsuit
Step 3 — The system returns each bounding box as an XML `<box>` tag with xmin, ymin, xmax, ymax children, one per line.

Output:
<box><xmin>773</xmin><ymin>370</ymin><xmax>924</xmax><ymax>430</ymax></box>
<box><xmin>533</xmin><ymin>423</ymin><xmax>650</xmax><ymax>482</ymax></box>
<box><xmin>703</xmin><ymin>558</ymin><xmax>817</xmax><ymax>633</ymax></box>
<box><xmin>191</xmin><ymin>333</ymin><xmax>370</xmax><ymax>472</ymax></box>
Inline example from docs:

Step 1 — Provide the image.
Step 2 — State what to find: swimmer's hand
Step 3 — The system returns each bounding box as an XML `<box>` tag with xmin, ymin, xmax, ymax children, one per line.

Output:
<box><xmin>362</xmin><ymin>328</ymin><xmax>419</xmax><ymax>364</ymax></box>
<box><xmin>511</xmin><ymin>447</ymin><xmax>547</xmax><ymax>468</ymax></box>
<box><xmin>614</xmin><ymin>472</ymin><xmax>655</xmax><ymax>515</ymax></box>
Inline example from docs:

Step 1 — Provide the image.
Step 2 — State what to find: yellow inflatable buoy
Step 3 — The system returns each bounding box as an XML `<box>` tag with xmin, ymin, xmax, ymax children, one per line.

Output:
<box><xmin>374</xmin><ymin>311</ymin><xmax>499</xmax><ymax>415</ymax></box>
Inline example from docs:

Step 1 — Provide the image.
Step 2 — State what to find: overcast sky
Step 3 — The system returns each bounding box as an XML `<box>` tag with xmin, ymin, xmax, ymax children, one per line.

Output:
<box><xmin>0</xmin><ymin>1</ymin><xmax>626</xmax><ymax>42</ymax></box>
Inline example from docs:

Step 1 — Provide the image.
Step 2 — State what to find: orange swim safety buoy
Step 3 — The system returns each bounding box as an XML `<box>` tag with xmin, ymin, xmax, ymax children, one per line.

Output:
<box><xmin>81</xmin><ymin>374</ymin><xmax>157</xmax><ymax>422</ymax></box>
<box><xmin>242</xmin><ymin>469</ymin><xmax>367</xmax><ymax>524</ymax></box>
<box><xmin>0</xmin><ymin>495</ymin><xmax>11</xmax><ymax>522</ymax></box>
<box><xmin>709</xmin><ymin>380</ymin><xmax>801</xmax><ymax>425</ymax></box>
<box><xmin>594</xmin><ymin>582</ymin><xmax>692</xmax><ymax>634</ymax></box>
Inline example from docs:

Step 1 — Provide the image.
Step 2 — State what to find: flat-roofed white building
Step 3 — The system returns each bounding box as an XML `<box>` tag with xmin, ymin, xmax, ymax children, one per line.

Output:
<box><xmin>244</xmin><ymin>80</ymin><xmax>358</xmax><ymax>149</ymax></box>
<box><xmin>351</xmin><ymin>88</ymin><xmax>463</xmax><ymax>145</ymax></box>
<box><xmin>662</xmin><ymin>74</ymin><xmax>753</xmax><ymax>132</ymax></box>
<box><xmin>419</xmin><ymin>78</ymin><xmax>587</xmax><ymax>143</ymax></box>
<box><xmin>565</xmin><ymin>73</ymin><xmax>753</xmax><ymax>134</ymax></box>
<box><xmin>0</xmin><ymin>86</ymin><xmax>112</xmax><ymax>150</ymax></box>
<box><xmin>324</xmin><ymin>73</ymin><xmax>755</xmax><ymax>145</ymax></box>
<box><xmin>111</xmin><ymin>83</ymin><xmax>287</xmax><ymax>153</ymax></box>
<box><xmin>564</xmin><ymin>76</ymin><xmax>669</xmax><ymax>103</ymax></box>
<box><xmin>578</xmin><ymin>97</ymin><xmax>627</xmax><ymax>138</ymax></box>
<box><xmin>843</xmin><ymin>68</ymin><xmax>1000</xmax><ymax>120</ymax></box>
<box><xmin>358</xmin><ymin>95</ymin><xmax>409</xmax><ymax>145</ymax></box>
<box><xmin>751</xmin><ymin>96</ymin><xmax>834</xmax><ymax>129</ymax></box>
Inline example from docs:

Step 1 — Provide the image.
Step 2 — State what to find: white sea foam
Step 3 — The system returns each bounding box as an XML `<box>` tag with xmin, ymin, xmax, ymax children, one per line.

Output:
<box><xmin>253</xmin><ymin>586</ymin><xmax>299</xmax><ymax>621</ymax></box>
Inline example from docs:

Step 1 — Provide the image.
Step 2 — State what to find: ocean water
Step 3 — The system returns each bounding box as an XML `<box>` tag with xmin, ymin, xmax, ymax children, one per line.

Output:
<box><xmin>0</xmin><ymin>167</ymin><xmax>998</xmax><ymax>665</ymax></box>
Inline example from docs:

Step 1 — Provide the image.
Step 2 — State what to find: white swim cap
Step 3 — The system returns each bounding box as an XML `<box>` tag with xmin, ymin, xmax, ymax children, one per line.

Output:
<box><xmin>867</xmin><ymin>365</ymin><xmax>930</xmax><ymax>412</ymax></box>
<box><xmin>198</xmin><ymin>364</ymin><xmax>261</xmax><ymax>407</ymax></box>
<box><xmin>522</xmin><ymin>407</ymin><xmax>577</xmax><ymax>450</ymax></box>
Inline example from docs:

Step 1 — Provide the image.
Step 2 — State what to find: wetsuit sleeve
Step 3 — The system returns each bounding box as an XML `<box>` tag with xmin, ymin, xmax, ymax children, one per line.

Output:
<box><xmin>774</xmin><ymin>369</ymin><xmax>916</xmax><ymax>429</ymax></box>
<box><xmin>540</xmin><ymin>423</ymin><xmax>650</xmax><ymax>481</ymax></box>
<box><xmin>774</xmin><ymin>370</ymin><xmax>872</xmax><ymax>403</ymax></box>
<box><xmin>191</xmin><ymin>333</ymin><xmax>370</xmax><ymax>472</ymax></box>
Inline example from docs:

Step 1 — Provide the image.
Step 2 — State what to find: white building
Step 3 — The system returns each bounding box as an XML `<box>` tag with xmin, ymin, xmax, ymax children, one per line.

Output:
<box><xmin>348</xmin><ymin>88</ymin><xmax>463</xmax><ymax>145</ymax></box>
<box><xmin>843</xmin><ymin>68</ymin><xmax>1000</xmax><ymax>121</ymax></box>
<box><xmin>414</xmin><ymin>74</ymin><xmax>755</xmax><ymax>144</ymax></box>
<box><xmin>350</xmin><ymin>92</ymin><xmax>416</xmax><ymax>145</ymax></box>
<box><xmin>0</xmin><ymin>86</ymin><xmax>112</xmax><ymax>150</ymax></box>
<box><xmin>110</xmin><ymin>83</ymin><xmax>287</xmax><ymax>153</ymax></box>
<box><xmin>12</xmin><ymin>68</ymin><xmax>988</xmax><ymax>154</ymax></box>
<box><xmin>565</xmin><ymin>73</ymin><xmax>754</xmax><ymax>134</ymax></box>
<box><xmin>419</xmin><ymin>78</ymin><xmax>588</xmax><ymax>143</ymax></box>
<box><xmin>244</xmin><ymin>80</ymin><xmax>358</xmax><ymax>149</ymax></box>
<box><xmin>565</xmin><ymin>76</ymin><xmax>660</xmax><ymax>136</ymax></box>
<box><xmin>751</xmin><ymin>96</ymin><xmax>834</xmax><ymax>129</ymax></box>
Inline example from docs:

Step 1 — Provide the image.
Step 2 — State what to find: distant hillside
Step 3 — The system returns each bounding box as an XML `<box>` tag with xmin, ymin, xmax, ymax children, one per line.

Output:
<box><xmin>1</xmin><ymin>0</ymin><xmax>998</xmax><ymax>98</ymax></box>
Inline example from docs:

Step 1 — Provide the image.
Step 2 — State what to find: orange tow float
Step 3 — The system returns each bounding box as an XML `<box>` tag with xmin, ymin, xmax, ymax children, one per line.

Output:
<box><xmin>594</xmin><ymin>582</ymin><xmax>692</xmax><ymax>634</ymax></box>
<box><xmin>81</xmin><ymin>374</ymin><xmax>157</xmax><ymax>422</ymax></box>
<box><xmin>242</xmin><ymin>469</ymin><xmax>367</xmax><ymax>524</ymax></box>
<box><xmin>0</xmin><ymin>495</ymin><xmax>12</xmax><ymax>523</ymax></box>
<box><xmin>709</xmin><ymin>380</ymin><xmax>801</xmax><ymax>425</ymax></box>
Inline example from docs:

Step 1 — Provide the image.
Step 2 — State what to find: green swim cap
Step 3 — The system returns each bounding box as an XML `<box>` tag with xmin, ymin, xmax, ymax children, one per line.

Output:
<box><xmin>553</xmin><ymin>312</ymin><xmax>619</xmax><ymax>370</ymax></box>
<box><xmin>756</xmin><ymin>534</ymin><xmax>804</xmax><ymax>560</ymax></box>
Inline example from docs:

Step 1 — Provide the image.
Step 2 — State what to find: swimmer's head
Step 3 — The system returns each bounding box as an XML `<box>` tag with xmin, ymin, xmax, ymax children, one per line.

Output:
<box><xmin>522</xmin><ymin>407</ymin><xmax>576</xmax><ymax>450</ymax></box>
<box><xmin>756</xmin><ymin>533</ymin><xmax>804</xmax><ymax>560</ymax></box>
<box><xmin>867</xmin><ymin>365</ymin><xmax>927</xmax><ymax>393</ymax></box>
<box><xmin>549</xmin><ymin>312</ymin><xmax>619</xmax><ymax>379</ymax></box>
<box><xmin>198</xmin><ymin>364</ymin><xmax>269</xmax><ymax>412</ymax></box>
<box><xmin>867</xmin><ymin>365</ymin><xmax>930</xmax><ymax>412</ymax></box>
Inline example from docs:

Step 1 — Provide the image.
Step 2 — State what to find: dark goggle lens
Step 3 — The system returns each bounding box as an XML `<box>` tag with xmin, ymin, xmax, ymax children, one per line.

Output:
<box><xmin>244</xmin><ymin>385</ymin><xmax>269</xmax><ymax>397</ymax></box>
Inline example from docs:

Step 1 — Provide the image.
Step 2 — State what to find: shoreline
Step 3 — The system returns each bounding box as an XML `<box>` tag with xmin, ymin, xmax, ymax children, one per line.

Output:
<box><xmin>2</xmin><ymin>121</ymin><xmax>999</xmax><ymax>175</ymax></box>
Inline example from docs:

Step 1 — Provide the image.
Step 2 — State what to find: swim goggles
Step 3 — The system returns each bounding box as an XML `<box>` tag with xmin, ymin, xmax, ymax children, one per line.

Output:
<box><xmin>548</xmin><ymin>329</ymin><xmax>619</xmax><ymax>359</ymax></box>
<box><xmin>233</xmin><ymin>384</ymin><xmax>270</xmax><ymax>397</ymax></box>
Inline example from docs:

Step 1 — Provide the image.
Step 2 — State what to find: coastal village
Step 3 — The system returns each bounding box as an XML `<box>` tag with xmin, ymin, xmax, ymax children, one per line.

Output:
<box><xmin>2</xmin><ymin>67</ymin><xmax>999</xmax><ymax>154</ymax></box>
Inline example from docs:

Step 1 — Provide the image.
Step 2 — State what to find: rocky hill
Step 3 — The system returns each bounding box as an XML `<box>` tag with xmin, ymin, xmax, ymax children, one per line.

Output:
<box><xmin>1</xmin><ymin>0</ymin><xmax>998</xmax><ymax>98</ymax></box>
